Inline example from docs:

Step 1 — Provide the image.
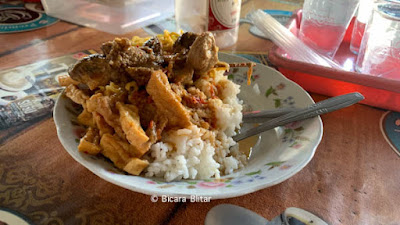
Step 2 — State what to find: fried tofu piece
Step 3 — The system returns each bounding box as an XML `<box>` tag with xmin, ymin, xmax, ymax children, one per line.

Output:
<box><xmin>58</xmin><ymin>75</ymin><xmax>80</xmax><ymax>86</ymax></box>
<box><xmin>123</xmin><ymin>158</ymin><xmax>149</xmax><ymax>175</ymax></box>
<box><xmin>78</xmin><ymin>127</ymin><xmax>101</xmax><ymax>155</ymax></box>
<box><xmin>100</xmin><ymin>134</ymin><xmax>149</xmax><ymax>174</ymax></box>
<box><xmin>146</xmin><ymin>70</ymin><xmax>192</xmax><ymax>128</ymax></box>
<box><xmin>116</xmin><ymin>102</ymin><xmax>150</xmax><ymax>156</ymax></box>
<box><xmin>86</xmin><ymin>93</ymin><xmax>124</xmax><ymax>138</ymax></box>
<box><xmin>65</xmin><ymin>84</ymin><xmax>89</xmax><ymax>106</ymax></box>
<box><xmin>100</xmin><ymin>134</ymin><xmax>131</xmax><ymax>169</ymax></box>
<box><xmin>78</xmin><ymin>139</ymin><xmax>102</xmax><ymax>155</ymax></box>
<box><xmin>93</xmin><ymin>112</ymin><xmax>113</xmax><ymax>136</ymax></box>
<box><xmin>77</xmin><ymin>109</ymin><xmax>95</xmax><ymax>127</ymax></box>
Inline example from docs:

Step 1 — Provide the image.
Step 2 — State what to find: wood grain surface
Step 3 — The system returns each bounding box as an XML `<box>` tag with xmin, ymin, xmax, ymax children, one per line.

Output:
<box><xmin>1</xmin><ymin>0</ymin><xmax>399</xmax><ymax>225</ymax></box>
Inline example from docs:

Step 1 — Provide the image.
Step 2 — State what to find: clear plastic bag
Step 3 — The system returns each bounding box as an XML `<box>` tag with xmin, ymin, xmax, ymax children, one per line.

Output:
<box><xmin>249</xmin><ymin>10</ymin><xmax>341</xmax><ymax>69</ymax></box>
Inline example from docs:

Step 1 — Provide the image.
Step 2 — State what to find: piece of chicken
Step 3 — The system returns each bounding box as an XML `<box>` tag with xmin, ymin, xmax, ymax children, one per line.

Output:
<box><xmin>101</xmin><ymin>37</ymin><xmax>161</xmax><ymax>69</ymax></box>
<box><xmin>68</xmin><ymin>54</ymin><xmax>118</xmax><ymax>90</ymax></box>
<box><xmin>173</xmin><ymin>32</ymin><xmax>199</xmax><ymax>54</ymax></box>
<box><xmin>187</xmin><ymin>32</ymin><xmax>218</xmax><ymax>74</ymax></box>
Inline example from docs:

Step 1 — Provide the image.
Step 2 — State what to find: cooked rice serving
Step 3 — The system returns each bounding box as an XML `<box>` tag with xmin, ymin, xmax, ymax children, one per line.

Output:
<box><xmin>145</xmin><ymin>70</ymin><xmax>245</xmax><ymax>181</ymax></box>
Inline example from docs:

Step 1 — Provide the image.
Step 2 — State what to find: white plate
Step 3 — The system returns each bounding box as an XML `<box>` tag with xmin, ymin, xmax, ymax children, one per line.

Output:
<box><xmin>54</xmin><ymin>53</ymin><xmax>323</xmax><ymax>199</ymax></box>
<box><xmin>0</xmin><ymin>71</ymin><xmax>35</xmax><ymax>92</ymax></box>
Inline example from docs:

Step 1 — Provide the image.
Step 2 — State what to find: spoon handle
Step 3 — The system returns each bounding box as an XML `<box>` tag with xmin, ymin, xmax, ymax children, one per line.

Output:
<box><xmin>243</xmin><ymin>108</ymin><xmax>299</xmax><ymax>123</ymax></box>
<box><xmin>233</xmin><ymin>92</ymin><xmax>364</xmax><ymax>142</ymax></box>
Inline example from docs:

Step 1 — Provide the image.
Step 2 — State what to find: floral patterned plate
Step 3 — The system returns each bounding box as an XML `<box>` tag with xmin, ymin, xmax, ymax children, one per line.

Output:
<box><xmin>53</xmin><ymin>53</ymin><xmax>323</xmax><ymax>199</ymax></box>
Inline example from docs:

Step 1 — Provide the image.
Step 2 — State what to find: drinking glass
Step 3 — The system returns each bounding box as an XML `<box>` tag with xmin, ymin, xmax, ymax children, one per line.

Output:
<box><xmin>299</xmin><ymin>0</ymin><xmax>360</xmax><ymax>58</ymax></box>
<box><xmin>356</xmin><ymin>2</ymin><xmax>400</xmax><ymax>78</ymax></box>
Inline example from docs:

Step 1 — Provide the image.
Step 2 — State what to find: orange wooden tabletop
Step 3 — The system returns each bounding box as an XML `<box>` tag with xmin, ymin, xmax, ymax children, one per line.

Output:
<box><xmin>1</xmin><ymin>0</ymin><xmax>400</xmax><ymax>225</ymax></box>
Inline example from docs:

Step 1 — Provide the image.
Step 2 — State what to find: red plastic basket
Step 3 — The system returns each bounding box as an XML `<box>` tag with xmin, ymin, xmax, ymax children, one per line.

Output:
<box><xmin>268</xmin><ymin>10</ymin><xmax>400</xmax><ymax>111</ymax></box>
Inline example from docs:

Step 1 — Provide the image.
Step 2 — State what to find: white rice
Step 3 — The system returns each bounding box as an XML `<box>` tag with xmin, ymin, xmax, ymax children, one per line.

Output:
<box><xmin>145</xmin><ymin>70</ymin><xmax>246</xmax><ymax>181</ymax></box>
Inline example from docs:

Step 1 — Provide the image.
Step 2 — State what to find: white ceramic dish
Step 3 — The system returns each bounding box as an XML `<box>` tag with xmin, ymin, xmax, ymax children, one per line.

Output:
<box><xmin>53</xmin><ymin>53</ymin><xmax>323</xmax><ymax>199</ymax></box>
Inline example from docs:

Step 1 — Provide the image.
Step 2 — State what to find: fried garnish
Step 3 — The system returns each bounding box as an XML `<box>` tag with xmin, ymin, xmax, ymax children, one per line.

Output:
<box><xmin>92</xmin><ymin>112</ymin><xmax>114</xmax><ymax>136</ymax></box>
<box><xmin>58</xmin><ymin>75</ymin><xmax>80</xmax><ymax>86</ymax></box>
<box><xmin>86</xmin><ymin>93</ymin><xmax>124</xmax><ymax>138</ymax></box>
<box><xmin>100</xmin><ymin>134</ymin><xmax>149</xmax><ymax>174</ymax></box>
<box><xmin>123</xmin><ymin>158</ymin><xmax>149</xmax><ymax>175</ymax></box>
<box><xmin>227</xmin><ymin>62</ymin><xmax>256</xmax><ymax>85</ymax></box>
<box><xmin>77</xmin><ymin>109</ymin><xmax>95</xmax><ymax>127</ymax></box>
<box><xmin>78</xmin><ymin>127</ymin><xmax>101</xmax><ymax>155</ymax></box>
<box><xmin>100</xmin><ymin>134</ymin><xmax>131</xmax><ymax>169</ymax></box>
<box><xmin>146</xmin><ymin>70</ymin><xmax>192</xmax><ymax>128</ymax></box>
<box><xmin>65</xmin><ymin>84</ymin><xmax>89</xmax><ymax>106</ymax></box>
<box><xmin>116</xmin><ymin>102</ymin><xmax>150</xmax><ymax>155</ymax></box>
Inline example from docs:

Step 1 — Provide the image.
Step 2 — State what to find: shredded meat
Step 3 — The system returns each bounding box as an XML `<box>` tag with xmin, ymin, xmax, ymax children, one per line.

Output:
<box><xmin>102</xmin><ymin>38</ymin><xmax>159</xmax><ymax>69</ymax></box>
<box><xmin>143</xmin><ymin>37</ymin><xmax>163</xmax><ymax>55</ymax></box>
<box><xmin>125</xmin><ymin>67</ymin><xmax>153</xmax><ymax>87</ymax></box>
<box><xmin>171</xmin><ymin>65</ymin><xmax>194</xmax><ymax>84</ymax></box>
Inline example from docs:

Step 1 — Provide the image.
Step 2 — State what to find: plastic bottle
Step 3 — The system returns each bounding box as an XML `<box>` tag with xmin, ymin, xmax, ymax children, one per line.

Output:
<box><xmin>175</xmin><ymin>0</ymin><xmax>241</xmax><ymax>48</ymax></box>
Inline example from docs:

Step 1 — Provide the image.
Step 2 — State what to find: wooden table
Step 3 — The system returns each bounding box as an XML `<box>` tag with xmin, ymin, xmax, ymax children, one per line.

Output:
<box><xmin>1</xmin><ymin>0</ymin><xmax>399</xmax><ymax>224</ymax></box>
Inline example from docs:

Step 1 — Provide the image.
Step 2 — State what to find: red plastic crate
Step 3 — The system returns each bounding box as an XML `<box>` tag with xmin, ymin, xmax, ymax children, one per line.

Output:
<box><xmin>268</xmin><ymin>10</ymin><xmax>400</xmax><ymax>111</ymax></box>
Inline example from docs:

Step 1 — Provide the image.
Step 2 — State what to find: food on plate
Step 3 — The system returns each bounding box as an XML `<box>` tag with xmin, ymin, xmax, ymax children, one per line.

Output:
<box><xmin>60</xmin><ymin>31</ymin><xmax>255</xmax><ymax>181</ymax></box>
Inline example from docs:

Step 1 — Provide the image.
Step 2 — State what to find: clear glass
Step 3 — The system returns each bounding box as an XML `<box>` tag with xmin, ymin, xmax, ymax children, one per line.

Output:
<box><xmin>350</xmin><ymin>0</ymin><xmax>375</xmax><ymax>54</ymax></box>
<box><xmin>299</xmin><ymin>0</ymin><xmax>360</xmax><ymax>58</ymax></box>
<box><xmin>356</xmin><ymin>2</ymin><xmax>400</xmax><ymax>79</ymax></box>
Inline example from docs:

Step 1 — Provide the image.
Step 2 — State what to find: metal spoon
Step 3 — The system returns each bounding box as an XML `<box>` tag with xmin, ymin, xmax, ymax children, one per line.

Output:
<box><xmin>205</xmin><ymin>204</ymin><xmax>328</xmax><ymax>225</ymax></box>
<box><xmin>243</xmin><ymin>107</ymin><xmax>300</xmax><ymax>123</ymax></box>
<box><xmin>233</xmin><ymin>92</ymin><xmax>364</xmax><ymax>142</ymax></box>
